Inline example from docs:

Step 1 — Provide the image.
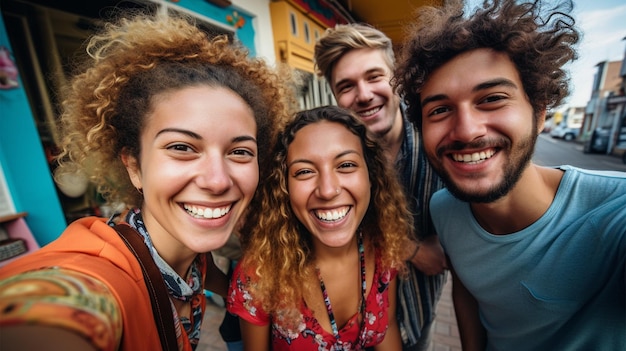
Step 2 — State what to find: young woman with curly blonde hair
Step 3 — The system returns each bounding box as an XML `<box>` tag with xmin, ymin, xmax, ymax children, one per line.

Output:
<box><xmin>228</xmin><ymin>106</ymin><xmax>412</xmax><ymax>351</ymax></box>
<box><xmin>0</xmin><ymin>12</ymin><xmax>294</xmax><ymax>351</ymax></box>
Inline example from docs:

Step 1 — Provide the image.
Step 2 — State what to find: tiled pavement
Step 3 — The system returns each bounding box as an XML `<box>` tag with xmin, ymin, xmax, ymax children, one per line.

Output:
<box><xmin>431</xmin><ymin>274</ymin><xmax>462</xmax><ymax>351</ymax></box>
<box><xmin>198</xmin><ymin>274</ymin><xmax>460</xmax><ymax>351</ymax></box>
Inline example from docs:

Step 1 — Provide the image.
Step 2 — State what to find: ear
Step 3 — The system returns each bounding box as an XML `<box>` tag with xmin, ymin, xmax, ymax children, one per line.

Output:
<box><xmin>121</xmin><ymin>150</ymin><xmax>142</xmax><ymax>190</ymax></box>
<box><xmin>536</xmin><ymin>109</ymin><xmax>547</xmax><ymax>135</ymax></box>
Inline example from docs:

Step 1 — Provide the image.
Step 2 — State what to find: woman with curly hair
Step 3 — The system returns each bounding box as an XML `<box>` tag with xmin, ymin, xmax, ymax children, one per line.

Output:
<box><xmin>227</xmin><ymin>106</ymin><xmax>412</xmax><ymax>351</ymax></box>
<box><xmin>0</xmin><ymin>12</ymin><xmax>294</xmax><ymax>351</ymax></box>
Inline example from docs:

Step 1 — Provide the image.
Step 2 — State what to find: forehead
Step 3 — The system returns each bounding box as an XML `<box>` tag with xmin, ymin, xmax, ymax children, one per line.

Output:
<box><xmin>287</xmin><ymin>121</ymin><xmax>362</xmax><ymax>158</ymax></box>
<box><xmin>331</xmin><ymin>48</ymin><xmax>391</xmax><ymax>84</ymax></box>
<box><xmin>147</xmin><ymin>86</ymin><xmax>256</xmax><ymax>134</ymax></box>
<box><xmin>422</xmin><ymin>49</ymin><xmax>522</xmax><ymax>95</ymax></box>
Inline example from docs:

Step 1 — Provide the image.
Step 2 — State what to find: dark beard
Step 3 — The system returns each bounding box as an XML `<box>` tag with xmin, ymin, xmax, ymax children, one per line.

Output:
<box><xmin>436</xmin><ymin>132</ymin><xmax>537</xmax><ymax>203</ymax></box>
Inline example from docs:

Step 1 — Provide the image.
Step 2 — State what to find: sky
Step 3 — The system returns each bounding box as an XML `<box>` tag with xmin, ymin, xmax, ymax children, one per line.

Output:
<box><xmin>464</xmin><ymin>0</ymin><xmax>626</xmax><ymax>109</ymax></box>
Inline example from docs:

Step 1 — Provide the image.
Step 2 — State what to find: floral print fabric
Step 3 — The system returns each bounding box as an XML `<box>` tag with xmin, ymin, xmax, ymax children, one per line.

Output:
<box><xmin>0</xmin><ymin>267</ymin><xmax>122</xmax><ymax>350</ymax></box>
<box><xmin>227</xmin><ymin>255</ymin><xmax>397</xmax><ymax>351</ymax></box>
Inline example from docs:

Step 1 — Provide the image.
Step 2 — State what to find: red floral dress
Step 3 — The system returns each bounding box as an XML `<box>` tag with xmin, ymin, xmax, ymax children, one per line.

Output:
<box><xmin>227</xmin><ymin>255</ymin><xmax>396</xmax><ymax>351</ymax></box>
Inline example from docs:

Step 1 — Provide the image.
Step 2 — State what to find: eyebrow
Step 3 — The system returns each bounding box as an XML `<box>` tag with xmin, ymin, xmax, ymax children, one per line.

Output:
<box><xmin>156</xmin><ymin>128</ymin><xmax>201</xmax><ymax>139</ymax></box>
<box><xmin>156</xmin><ymin>128</ymin><xmax>257</xmax><ymax>143</ymax></box>
<box><xmin>288</xmin><ymin>149</ymin><xmax>360</xmax><ymax>168</ymax></box>
<box><xmin>421</xmin><ymin>78</ymin><xmax>518</xmax><ymax>106</ymax></box>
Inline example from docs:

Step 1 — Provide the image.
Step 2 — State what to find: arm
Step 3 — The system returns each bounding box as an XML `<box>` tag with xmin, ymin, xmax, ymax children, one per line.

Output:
<box><xmin>374</xmin><ymin>276</ymin><xmax>402</xmax><ymax>351</ymax></box>
<box><xmin>204</xmin><ymin>252</ymin><xmax>230</xmax><ymax>297</ymax></box>
<box><xmin>1</xmin><ymin>325</ymin><xmax>97</xmax><ymax>351</ymax></box>
<box><xmin>451</xmin><ymin>266</ymin><xmax>486</xmax><ymax>351</ymax></box>
<box><xmin>240</xmin><ymin>319</ymin><xmax>270</xmax><ymax>351</ymax></box>
<box><xmin>407</xmin><ymin>234</ymin><xmax>447</xmax><ymax>276</ymax></box>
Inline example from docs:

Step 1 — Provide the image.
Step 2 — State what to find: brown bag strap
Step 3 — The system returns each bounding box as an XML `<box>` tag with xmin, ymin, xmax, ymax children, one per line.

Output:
<box><xmin>114</xmin><ymin>224</ymin><xmax>178</xmax><ymax>351</ymax></box>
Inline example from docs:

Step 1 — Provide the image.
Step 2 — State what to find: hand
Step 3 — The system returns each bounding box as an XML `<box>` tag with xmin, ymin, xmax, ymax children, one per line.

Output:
<box><xmin>409</xmin><ymin>235</ymin><xmax>447</xmax><ymax>275</ymax></box>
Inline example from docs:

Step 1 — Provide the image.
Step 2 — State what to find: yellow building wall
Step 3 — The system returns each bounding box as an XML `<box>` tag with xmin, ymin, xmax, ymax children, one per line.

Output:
<box><xmin>270</xmin><ymin>1</ymin><xmax>327</xmax><ymax>74</ymax></box>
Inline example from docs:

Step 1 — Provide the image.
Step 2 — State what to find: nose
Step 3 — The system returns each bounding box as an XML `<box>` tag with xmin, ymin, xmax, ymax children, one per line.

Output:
<box><xmin>355</xmin><ymin>81</ymin><xmax>374</xmax><ymax>105</ymax></box>
<box><xmin>195</xmin><ymin>154</ymin><xmax>232</xmax><ymax>194</ymax></box>
<box><xmin>450</xmin><ymin>104</ymin><xmax>487</xmax><ymax>143</ymax></box>
<box><xmin>316</xmin><ymin>170</ymin><xmax>340</xmax><ymax>200</ymax></box>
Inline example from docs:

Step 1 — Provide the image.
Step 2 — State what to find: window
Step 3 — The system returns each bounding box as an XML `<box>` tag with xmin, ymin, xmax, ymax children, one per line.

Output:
<box><xmin>290</xmin><ymin>12</ymin><xmax>297</xmax><ymax>36</ymax></box>
<box><xmin>304</xmin><ymin>21</ymin><xmax>310</xmax><ymax>43</ymax></box>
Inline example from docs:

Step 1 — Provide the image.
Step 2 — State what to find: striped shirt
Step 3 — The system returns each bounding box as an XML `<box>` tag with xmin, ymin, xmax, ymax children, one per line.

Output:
<box><xmin>395</xmin><ymin>115</ymin><xmax>447</xmax><ymax>347</ymax></box>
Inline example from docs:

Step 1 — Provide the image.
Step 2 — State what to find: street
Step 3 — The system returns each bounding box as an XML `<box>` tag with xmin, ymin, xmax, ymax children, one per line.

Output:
<box><xmin>534</xmin><ymin>133</ymin><xmax>626</xmax><ymax>172</ymax></box>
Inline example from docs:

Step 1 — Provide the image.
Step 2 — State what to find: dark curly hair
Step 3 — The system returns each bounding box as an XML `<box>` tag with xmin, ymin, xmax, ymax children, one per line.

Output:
<box><xmin>394</xmin><ymin>0</ymin><xmax>580</xmax><ymax>130</ymax></box>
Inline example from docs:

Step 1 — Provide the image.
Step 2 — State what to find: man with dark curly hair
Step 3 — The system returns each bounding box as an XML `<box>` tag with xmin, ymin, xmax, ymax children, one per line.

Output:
<box><xmin>395</xmin><ymin>0</ymin><xmax>626</xmax><ymax>350</ymax></box>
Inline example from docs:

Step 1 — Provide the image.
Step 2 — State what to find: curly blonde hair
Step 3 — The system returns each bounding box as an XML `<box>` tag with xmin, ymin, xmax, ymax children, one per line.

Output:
<box><xmin>55</xmin><ymin>12</ymin><xmax>296</xmax><ymax>209</ymax></box>
<box><xmin>239</xmin><ymin>106</ymin><xmax>412</xmax><ymax>326</ymax></box>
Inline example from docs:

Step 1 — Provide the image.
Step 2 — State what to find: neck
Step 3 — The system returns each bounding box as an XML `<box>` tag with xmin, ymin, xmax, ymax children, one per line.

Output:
<box><xmin>380</xmin><ymin>108</ymin><xmax>404</xmax><ymax>164</ymax></box>
<box><xmin>471</xmin><ymin>164</ymin><xmax>563</xmax><ymax>234</ymax></box>
<box><xmin>313</xmin><ymin>235</ymin><xmax>360</xmax><ymax>269</ymax></box>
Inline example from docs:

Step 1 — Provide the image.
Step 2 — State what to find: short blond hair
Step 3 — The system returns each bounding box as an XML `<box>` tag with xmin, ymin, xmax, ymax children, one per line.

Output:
<box><xmin>314</xmin><ymin>23</ymin><xmax>395</xmax><ymax>84</ymax></box>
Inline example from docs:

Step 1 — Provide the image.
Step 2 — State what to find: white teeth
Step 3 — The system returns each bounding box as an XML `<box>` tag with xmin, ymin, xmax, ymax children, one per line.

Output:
<box><xmin>359</xmin><ymin>106</ymin><xmax>381</xmax><ymax>117</ymax></box>
<box><xmin>315</xmin><ymin>207</ymin><xmax>349</xmax><ymax>222</ymax></box>
<box><xmin>453</xmin><ymin>149</ymin><xmax>495</xmax><ymax>164</ymax></box>
<box><xmin>183</xmin><ymin>204</ymin><xmax>231</xmax><ymax>219</ymax></box>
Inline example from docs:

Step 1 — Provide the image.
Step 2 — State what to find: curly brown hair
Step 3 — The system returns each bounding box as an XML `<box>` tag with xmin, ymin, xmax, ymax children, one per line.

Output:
<box><xmin>394</xmin><ymin>0</ymin><xmax>579</xmax><ymax>130</ymax></box>
<box><xmin>55</xmin><ymin>13</ymin><xmax>296</xmax><ymax>209</ymax></box>
<box><xmin>238</xmin><ymin>105</ymin><xmax>412</xmax><ymax>327</ymax></box>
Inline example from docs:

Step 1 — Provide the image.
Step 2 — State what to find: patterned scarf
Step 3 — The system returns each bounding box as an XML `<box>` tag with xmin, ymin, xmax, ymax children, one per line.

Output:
<box><xmin>121</xmin><ymin>208</ymin><xmax>205</xmax><ymax>350</ymax></box>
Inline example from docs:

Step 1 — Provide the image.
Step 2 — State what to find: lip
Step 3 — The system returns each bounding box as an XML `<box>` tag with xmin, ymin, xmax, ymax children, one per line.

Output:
<box><xmin>308</xmin><ymin>206</ymin><xmax>353</xmax><ymax>230</ymax></box>
<box><xmin>355</xmin><ymin>105</ymin><xmax>382</xmax><ymax>120</ymax></box>
<box><xmin>450</xmin><ymin>148</ymin><xmax>497</xmax><ymax>164</ymax></box>
<box><xmin>313</xmin><ymin>205</ymin><xmax>351</xmax><ymax>222</ymax></box>
<box><xmin>444</xmin><ymin>148</ymin><xmax>499</xmax><ymax>178</ymax></box>
<box><xmin>182</xmin><ymin>202</ymin><xmax>233</xmax><ymax>219</ymax></box>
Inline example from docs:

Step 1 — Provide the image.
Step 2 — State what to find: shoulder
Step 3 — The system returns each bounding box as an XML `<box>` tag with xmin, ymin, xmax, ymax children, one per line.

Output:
<box><xmin>556</xmin><ymin>166</ymin><xmax>626</xmax><ymax>201</ymax></box>
<box><xmin>430</xmin><ymin>188</ymin><xmax>461</xmax><ymax>210</ymax></box>
<box><xmin>227</xmin><ymin>262</ymin><xmax>270</xmax><ymax>325</ymax></box>
<box><xmin>559</xmin><ymin>165</ymin><xmax>626</xmax><ymax>181</ymax></box>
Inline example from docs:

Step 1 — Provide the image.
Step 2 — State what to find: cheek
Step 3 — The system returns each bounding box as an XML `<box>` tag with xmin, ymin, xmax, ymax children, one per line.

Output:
<box><xmin>421</xmin><ymin>126</ymin><xmax>439</xmax><ymax>151</ymax></box>
<box><xmin>231</xmin><ymin>163</ymin><xmax>259</xmax><ymax>203</ymax></box>
<box><xmin>336</xmin><ymin>94</ymin><xmax>354</xmax><ymax>109</ymax></box>
<box><xmin>287</xmin><ymin>182</ymin><xmax>308</xmax><ymax>215</ymax></box>
<box><xmin>243</xmin><ymin>166</ymin><xmax>259</xmax><ymax>199</ymax></box>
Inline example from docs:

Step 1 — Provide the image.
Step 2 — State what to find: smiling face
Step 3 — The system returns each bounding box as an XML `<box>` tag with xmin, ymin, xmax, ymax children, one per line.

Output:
<box><xmin>420</xmin><ymin>48</ymin><xmax>541</xmax><ymax>203</ymax></box>
<box><xmin>124</xmin><ymin>86</ymin><xmax>258</xmax><ymax>260</ymax></box>
<box><xmin>286</xmin><ymin>120</ymin><xmax>371</xmax><ymax>249</ymax></box>
<box><xmin>331</xmin><ymin>48</ymin><xmax>402</xmax><ymax>140</ymax></box>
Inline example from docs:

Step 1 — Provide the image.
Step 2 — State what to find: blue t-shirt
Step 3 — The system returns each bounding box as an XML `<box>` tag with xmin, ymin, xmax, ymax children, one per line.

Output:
<box><xmin>431</xmin><ymin>166</ymin><xmax>626</xmax><ymax>350</ymax></box>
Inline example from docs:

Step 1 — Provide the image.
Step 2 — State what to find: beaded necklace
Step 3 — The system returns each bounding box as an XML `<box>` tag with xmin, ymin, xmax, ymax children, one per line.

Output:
<box><xmin>316</xmin><ymin>232</ymin><xmax>366</xmax><ymax>350</ymax></box>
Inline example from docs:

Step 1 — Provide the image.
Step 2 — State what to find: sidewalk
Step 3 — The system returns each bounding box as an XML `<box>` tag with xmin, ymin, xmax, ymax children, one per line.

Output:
<box><xmin>432</xmin><ymin>274</ymin><xmax>461</xmax><ymax>351</ymax></box>
<box><xmin>198</xmin><ymin>274</ymin><xmax>460</xmax><ymax>351</ymax></box>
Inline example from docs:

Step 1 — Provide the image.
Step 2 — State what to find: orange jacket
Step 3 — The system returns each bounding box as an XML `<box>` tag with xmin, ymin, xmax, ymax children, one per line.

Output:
<box><xmin>0</xmin><ymin>216</ymin><xmax>196</xmax><ymax>351</ymax></box>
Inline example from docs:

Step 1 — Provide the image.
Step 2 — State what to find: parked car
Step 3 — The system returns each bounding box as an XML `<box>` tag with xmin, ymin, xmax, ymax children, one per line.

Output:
<box><xmin>583</xmin><ymin>128</ymin><xmax>610</xmax><ymax>154</ymax></box>
<box><xmin>542</xmin><ymin>118</ymin><xmax>555</xmax><ymax>133</ymax></box>
<box><xmin>550</xmin><ymin>123</ymin><xmax>580</xmax><ymax>141</ymax></box>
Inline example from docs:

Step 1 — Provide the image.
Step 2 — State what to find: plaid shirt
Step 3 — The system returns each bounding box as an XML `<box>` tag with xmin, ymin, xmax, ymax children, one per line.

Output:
<box><xmin>395</xmin><ymin>115</ymin><xmax>447</xmax><ymax>347</ymax></box>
